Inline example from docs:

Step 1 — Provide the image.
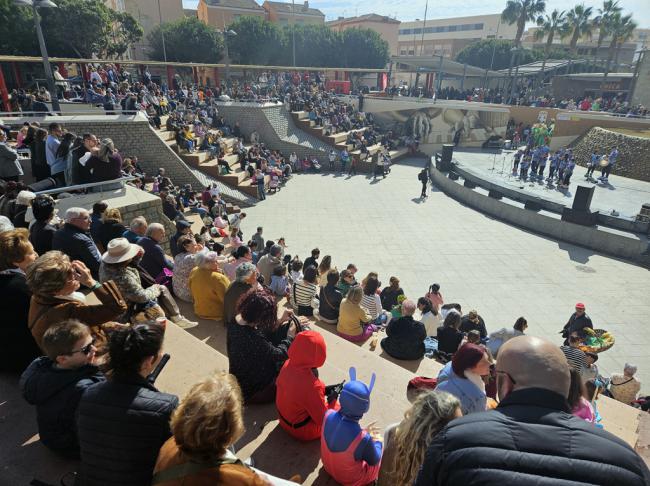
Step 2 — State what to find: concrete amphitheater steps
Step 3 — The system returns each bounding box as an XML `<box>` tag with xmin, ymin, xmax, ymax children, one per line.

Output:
<box><xmin>155</xmin><ymin>118</ymin><xmax>277</xmax><ymax>200</ymax></box>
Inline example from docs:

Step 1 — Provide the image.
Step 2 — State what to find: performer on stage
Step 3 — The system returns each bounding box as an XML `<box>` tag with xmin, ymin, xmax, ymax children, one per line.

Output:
<box><xmin>586</xmin><ymin>153</ymin><xmax>599</xmax><ymax>179</ymax></box>
<box><xmin>599</xmin><ymin>147</ymin><xmax>618</xmax><ymax>182</ymax></box>
<box><xmin>561</xmin><ymin>302</ymin><xmax>593</xmax><ymax>344</ymax></box>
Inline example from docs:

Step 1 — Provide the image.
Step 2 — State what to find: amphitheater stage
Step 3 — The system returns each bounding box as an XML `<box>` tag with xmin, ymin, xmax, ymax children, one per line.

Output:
<box><xmin>451</xmin><ymin>148</ymin><xmax>650</xmax><ymax>225</ymax></box>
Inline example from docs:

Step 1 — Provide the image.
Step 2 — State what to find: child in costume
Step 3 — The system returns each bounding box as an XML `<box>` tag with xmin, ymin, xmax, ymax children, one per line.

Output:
<box><xmin>321</xmin><ymin>368</ymin><xmax>383</xmax><ymax>486</ymax></box>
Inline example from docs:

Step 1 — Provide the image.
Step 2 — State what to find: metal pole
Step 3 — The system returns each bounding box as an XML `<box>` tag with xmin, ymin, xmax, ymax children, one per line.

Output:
<box><xmin>419</xmin><ymin>0</ymin><xmax>428</xmax><ymax>57</ymax></box>
<box><xmin>157</xmin><ymin>0</ymin><xmax>167</xmax><ymax>63</ymax></box>
<box><xmin>32</xmin><ymin>3</ymin><xmax>60</xmax><ymax>113</ymax></box>
<box><xmin>224</xmin><ymin>33</ymin><xmax>231</xmax><ymax>81</ymax></box>
<box><xmin>484</xmin><ymin>18</ymin><xmax>501</xmax><ymax>87</ymax></box>
<box><xmin>435</xmin><ymin>54</ymin><xmax>444</xmax><ymax>94</ymax></box>
<box><xmin>292</xmin><ymin>0</ymin><xmax>296</xmax><ymax>67</ymax></box>
<box><xmin>509</xmin><ymin>57</ymin><xmax>519</xmax><ymax>104</ymax></box>
<box><xmin>460</xmin><ymin>63</ymin><xmax>467</xmax><ymax>91</ymax></box>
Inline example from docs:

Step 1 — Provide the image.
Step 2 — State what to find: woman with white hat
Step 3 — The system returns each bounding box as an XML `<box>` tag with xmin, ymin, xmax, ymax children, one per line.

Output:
<box><xmin>99</xmin><ymin>238</ymin><xmax>197</xmax><ymax>329</ymax></box>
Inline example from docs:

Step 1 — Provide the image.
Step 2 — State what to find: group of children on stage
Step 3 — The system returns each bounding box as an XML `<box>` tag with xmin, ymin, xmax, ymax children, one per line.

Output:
<box><xmin>512</xmin><ymin>145</ymin><xmax>619</xmax><ymax>188</ymax></box>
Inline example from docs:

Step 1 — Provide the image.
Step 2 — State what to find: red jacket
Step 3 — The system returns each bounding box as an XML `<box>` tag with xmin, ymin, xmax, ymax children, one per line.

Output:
<box><xmin>276</xmin><ymin>330</ymin><xmax>338</xmax><ymax>441</ymax></box>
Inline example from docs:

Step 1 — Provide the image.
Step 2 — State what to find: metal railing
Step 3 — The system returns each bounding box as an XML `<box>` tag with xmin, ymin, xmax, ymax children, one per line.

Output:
<box><xmin>34</xmin><ymin>176</ymin><xmax>138</xmax><ymax>196</ymax></box>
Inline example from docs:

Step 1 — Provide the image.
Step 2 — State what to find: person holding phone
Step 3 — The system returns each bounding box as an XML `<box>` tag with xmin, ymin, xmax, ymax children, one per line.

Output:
<box><xmin>276</xmin><ymin>330</ymin><xmax>341</xmax><ymax>441</ymax></box>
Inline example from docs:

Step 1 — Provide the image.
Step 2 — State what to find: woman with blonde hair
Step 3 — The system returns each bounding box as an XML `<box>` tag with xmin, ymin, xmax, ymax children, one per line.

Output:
<box><xmin>337</xmin><ymin>285</ymin><xmax>375</xmax><ymax>343</ymax></box>
<box><xmin>153</xmin><ymin>373</ymin><xmax>300</xmax><ymax>485</ymax></box>
<box><xmin>377</xmin><ymin>390</ymin><xmax>461</xmax><ymax>486</ymax></box>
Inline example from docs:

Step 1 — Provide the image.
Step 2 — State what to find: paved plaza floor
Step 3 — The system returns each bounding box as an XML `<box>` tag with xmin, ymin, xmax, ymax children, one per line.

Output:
<box><xmin>240</xmin><ymin>158</ymin><xmax>650</xmax><ymax>393</ymax></box>
<box><xmin>453</xmin><ymin>148</ymin><xmax>650</xmax><ymax>220</ymax></box>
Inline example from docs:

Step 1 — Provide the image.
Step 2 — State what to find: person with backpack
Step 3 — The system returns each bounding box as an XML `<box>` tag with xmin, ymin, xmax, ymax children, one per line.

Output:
<box><xmin>418</xmin><ymin>168</ymin><xmax>429</xmax><ymax>198</ymax></box>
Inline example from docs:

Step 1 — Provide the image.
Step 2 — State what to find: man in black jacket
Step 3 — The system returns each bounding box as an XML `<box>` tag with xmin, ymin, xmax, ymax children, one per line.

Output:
<box><xmin>52</xmin><ymin>207</ymin><xmax>102</xmax><ymax>278</ymax></box>
<box><xmin>415</xmin><ymin>335</ymin><xmax>650</xmax><ymax>486</ymax></box>
<box><xmin>562</xmin><ymin>302</ymin><xmax>593</xmax><ymax>343</ymax></box>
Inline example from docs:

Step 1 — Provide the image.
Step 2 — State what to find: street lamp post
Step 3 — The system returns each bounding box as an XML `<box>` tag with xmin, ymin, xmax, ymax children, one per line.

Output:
<box><xmin>221</xmin><ymin>29</ymin><xmax>236</xmax><ymax>82</ymax></box>
<box><xmin>156</xmin><ymin>0</ymin><xmax>167</xmax><ymax>63</ymax></box>
<box><xmin>291</xmin><ymin>0</ymin><xmax>296</xmax><ymax>67</ymax></box>
<box><xmin>15</xmin><ymin>0</ymin><xmax>61</xmax><ymax>112</ymax></box>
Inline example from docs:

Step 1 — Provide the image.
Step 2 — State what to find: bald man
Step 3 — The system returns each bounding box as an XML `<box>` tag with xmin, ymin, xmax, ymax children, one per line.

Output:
<box><xmin>415</xmin><ymin>336</ymin><xmax>650</xmax><ymax>486</ymax></box>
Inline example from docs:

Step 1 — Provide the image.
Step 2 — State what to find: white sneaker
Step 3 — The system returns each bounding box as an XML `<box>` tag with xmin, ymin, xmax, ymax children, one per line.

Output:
<box><xmin>169</xmin><ymin>315</ymin><xmax>199</xmax><ymax>329</ymax></box>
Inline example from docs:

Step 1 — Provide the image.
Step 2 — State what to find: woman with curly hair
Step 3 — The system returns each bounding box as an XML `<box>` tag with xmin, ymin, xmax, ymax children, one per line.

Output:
<box><xmin>377</xmin><ymin>390</ymin><xmax>461</xmax><ymax>486</ymax></box>
<box><xmin>227</xmin><ymin>287</ymin><xmax>298</xmax><ymax>404</ymax></box>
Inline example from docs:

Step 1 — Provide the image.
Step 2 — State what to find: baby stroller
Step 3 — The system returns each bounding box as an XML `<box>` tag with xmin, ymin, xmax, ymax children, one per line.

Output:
<box><xmin>268</xmin><ymin>173</ymin><xmax>280</xmax><ymax>193</ymax></box>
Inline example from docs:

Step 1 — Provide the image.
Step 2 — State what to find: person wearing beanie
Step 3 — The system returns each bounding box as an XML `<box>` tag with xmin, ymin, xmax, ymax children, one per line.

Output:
<box><xmin>276</xmin><ymin>331</ymin><xmax>341</xmax><ymax>441</ymax></box>
<box><xmin>561</xmin><ymin>302</ymin><xmax>593</xmax><ymax>344</ymax></box>
<box><xmin>321</xmin><ymin>368</ymin><xmax>383</xmax><ymax>486</ymax></box>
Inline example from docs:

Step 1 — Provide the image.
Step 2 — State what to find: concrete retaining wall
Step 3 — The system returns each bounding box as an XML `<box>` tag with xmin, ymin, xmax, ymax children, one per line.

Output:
<box><xmin>214</xmin><ymin>102</ymin><xmax>332</xmax><ymax>159</ymax></box>
<box><xmin>571</xmin><ymin>127</ymin><xmax>650</xmax><ymax>183</ymax></box>
<box><xmin>54</xmin><ymin>185</ymin><xmax>175</xmax><ymax>252</ymax></box>
<box><xmin>430</xmin><ymin>167</ymin><xmax>649</xmax><ymax>265</ymax></box>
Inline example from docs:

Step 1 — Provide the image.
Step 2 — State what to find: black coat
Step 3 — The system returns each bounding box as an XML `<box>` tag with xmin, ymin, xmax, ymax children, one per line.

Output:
<box><xmin>0</xmin><ymin>270</ymin><xmax>40</xmax><ymax>372</ymax></box>
<box><xmin>20</xmin><ymin>357</ymin><xmax>104</xmax><ymax>456</ymax></box>
<box><xmin>29</xmin><ymin>220</ymin><xmax>57</xmax><ymax>256</ymax></box>
<box><xmin>436</xmin><ymin>326</ymin><xmax>463</xmax><ymax>355</ymax></box>
<box><xmin>460</xmin><ymin>314</ymin><xmax>488</xmax><ymax>339</ymax></box>
<box><xmin>52</xmin><ymin>223</ymin><xmax>102</xmax><ymax>279</ymax></box>
<box><xmin>227</xmin><ymin>320</ymin><xmax>293</xmax><ymax>401</ymax></box>
<box><xmin>97</xmin><ymin>219</ymin><xmax>127</xmax><ymax>250</ymax></box>
<box><xmin>379</xmin><ymin>286</ymin><xmax>404</xmax><ymax>311</ymax></box>
<box><xmin>318</xmin><ymin>284</ymin><xmax>342</xmax><ymax>321</ymax></box>
<box><xmin>381</xmin><ymin>315</ymin><xmax>426</xmax><ymax>360</ymax></box>
<box><xmin>415</xmin><ymin>388</ymin><xmax>650</xmax><ymax>486</ymax></box>
<box><xmin>77</xmin><ymin>374</ymin><xmax>178</xmax><ymax>486</ymax></box>
<box><xmin>563</xmin><ymin>312</ymin><xmax>594</xmax><ymax>338</ymax></box>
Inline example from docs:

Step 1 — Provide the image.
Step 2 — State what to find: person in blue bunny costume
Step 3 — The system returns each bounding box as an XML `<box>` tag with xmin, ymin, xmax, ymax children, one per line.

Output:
<box><xmin>320</xmin><ymin>367</ymin><xmax>383</xmax><ymax>486</ymax></box>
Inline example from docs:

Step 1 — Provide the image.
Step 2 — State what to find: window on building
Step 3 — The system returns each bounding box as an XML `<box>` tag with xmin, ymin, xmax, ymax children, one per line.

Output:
<box><xmin>413</xmin><ymin>28</ymin><xmax>422</xmax><ymax>35</ymax></box>
<box><xmin>400</xmin><ymin>49</ymin><xmax>407</xmax><ymax>55</ymax></box>
<box><xmin>399</xmin><ymin>28</ymin><xmax>412</xmax><ymax>35</ymax></box>
<box><xmin>448</xmin><ymin>25</ymin><xmax>457</xmax><ymax>32</ymax></box>
<box><xmin>408</xmin><ymin>49</ymin><xmax>414</xmax><ymax>55</ymax></box>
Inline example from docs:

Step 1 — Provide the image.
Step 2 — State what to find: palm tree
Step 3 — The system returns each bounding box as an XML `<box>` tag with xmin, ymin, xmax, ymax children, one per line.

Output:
<box><xmin>593</xmin><ymin>0</ymin><xmax>622</xmax><ymax>49</ymax></box>
<box><xmin>604</xmin><ymin>13</ymin><xmax>637</xmax><ymax>77</ymax></box>
<box><xmin>565</xmin><ymin>4</ymin><xmax>594</xmax><ymax>54</ymax></box>
<box><xmin>534</xmin><ymin>9</ymin><xmax>568</xmax><ymax>88</ymax></box>
<box><xmin>501</xmin><ymin>0</ymin><xmax>547</xmax><ymax>46</ymax></box>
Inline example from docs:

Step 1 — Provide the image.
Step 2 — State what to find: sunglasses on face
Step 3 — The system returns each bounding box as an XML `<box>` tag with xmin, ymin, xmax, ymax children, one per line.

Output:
<box><xmin>69</xmin><ymin>338</ymin><xmax>95</xmax><ymax>356</ymax></box>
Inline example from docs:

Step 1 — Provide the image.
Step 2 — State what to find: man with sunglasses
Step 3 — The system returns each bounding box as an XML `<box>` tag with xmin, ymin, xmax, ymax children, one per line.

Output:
<box><xmin>415</xmin><ymin>336</ymin><xmax>650</xmax><ymax>486</ymax></box>
<box><xmin>20</xmin><ymin>319</ymin><xmax>104</xmax><ymax>458</ymax></box>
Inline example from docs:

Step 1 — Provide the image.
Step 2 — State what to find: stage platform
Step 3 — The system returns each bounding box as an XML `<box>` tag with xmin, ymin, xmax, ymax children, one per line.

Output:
<box><xmin>452</xmin><ymin>148</ymin><xmax>650</xmax><ymax>224</ymax></box>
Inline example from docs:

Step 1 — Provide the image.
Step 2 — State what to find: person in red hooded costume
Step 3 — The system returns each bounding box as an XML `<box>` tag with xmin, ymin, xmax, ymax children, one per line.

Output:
<box><xmin>276</xmin><ymin>330</ymin><xmax>341</xmax><ymax>441</ymax></box>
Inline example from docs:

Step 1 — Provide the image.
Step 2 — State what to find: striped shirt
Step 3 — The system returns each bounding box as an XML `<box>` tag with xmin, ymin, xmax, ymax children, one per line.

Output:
<box><xmin>361</xmin><ymin>293</ymin><xmax>382</xmax><ymax>320</ymax></box>
<box><xmin>291</xmin><ymin>281</ymin><xmax>318</xmax><ymax>308</ymax></box>
<box><xmin>560</xmin><ymin>345</ymin><xmax>588</xmax><ymax>374</ymax></box>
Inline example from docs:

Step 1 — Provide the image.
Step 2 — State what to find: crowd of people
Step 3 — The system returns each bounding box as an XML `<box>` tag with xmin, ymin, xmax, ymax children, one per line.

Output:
<box><xmin>1</xmin><ymin>167</ymin><xmax>649</xmax><ymax>484</ymax></box>
<box><xmin>387</xmin><ymin>82</ymin><xmax>648</xmax><ymax>118</ymax></box>
<box><xmin>1</xmin><ymin>64</ymin><xmax>649</xmax><ymax>486</ymax></box>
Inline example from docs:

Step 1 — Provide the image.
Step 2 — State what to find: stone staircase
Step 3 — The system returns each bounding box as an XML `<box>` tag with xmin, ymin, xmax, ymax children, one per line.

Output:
<box><xmin>290</xmin><ymin>110</ymin><xmax>409</xmax><ymax>172</ymax></box>
<box><xmin>154</xmin><ymin>117</ymin><xmax>268</xmax><ymax>201</ymax></box>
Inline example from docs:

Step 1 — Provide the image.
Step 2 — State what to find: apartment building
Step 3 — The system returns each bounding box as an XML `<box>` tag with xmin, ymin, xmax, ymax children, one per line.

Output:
<box><xmin>397</xmin><ymin>13</ymin><xmax>517</xmax><ymax>58</ymax></box>
<box><xmin>198</xmin><ymin>0</ymin><xmax>266</xmax><ymax>30</ymax></box>
<box><xmin>262</xmin><ymin>1</ymin><xmax>324</xmax><ymax>25</ymax></box>
<box><xmin>327</xmin><ymin>14</ymin><xmax>400</xmax><ymax>55</ymax></box>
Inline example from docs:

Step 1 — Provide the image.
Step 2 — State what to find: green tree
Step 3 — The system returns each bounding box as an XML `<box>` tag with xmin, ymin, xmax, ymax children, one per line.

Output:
<box><xmin>593</xmin><ymin>0</ymin><xmax>622</xmax><ymax>49</ymax></box>
<box><xmin>341</xmin><ymin>28</ymin><xmax>389</xmax><ymax>69</ymax></box>
<box><xmin>604</xmin><ymin>12</ymin><xmax>636</xmax><ymax>76</ymax></box>
<box><xmin>455</xmin><ymin>39</ymin><xmax>538</xmax><ymax>70</ymax></box>
<box><xmin>227</xmin><ymin>16</ymin><xmax>285</xmax><ymax>65</ymax></box>
<box><xmin>106</xmin><ymin>11</ymin><xmax>144</xmax><ymax>58</ymax></box>
<box><xmin>286</xmin><ymin>24</ymin><xmax>340</xmax><ymax>67</ymax></box>
<box><xmin>565</xmin><ymin>4</ymin><xmax>594</xmax><ymax>53</ymax></box>
<box><xmin>2</xmin><ymin>0</ymin><xmax>141</xmax><ymax>58</ymax></box>
<box><xmin>0</xmin><ymin>0</ymin><xmax>38</xmax><ymax>55</ymax></box>
<box><xmin>535</xmin><ymin>9</ymin><xmax>569</xmax><ymax>71</ymax></box>
<box><xmin>148</xmin><ymin>17</ymin><xmax>223</xmax><ymax>63</ymax></box>
<box><xmin>38</xmin><ymin>0</ymin><xmax>124</xmax><ymax>58</ymax></box>
<box><xmin>501</xmin><ymin>0</ymin><xmax>547</xmax><ymax>45</ymax></box>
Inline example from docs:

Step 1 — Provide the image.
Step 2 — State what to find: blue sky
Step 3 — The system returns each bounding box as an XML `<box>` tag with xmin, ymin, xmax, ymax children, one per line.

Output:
<box><xmin>182</xmin><ymin>0</ymin><xmax>649</xmax><ymax>28</ymax></box>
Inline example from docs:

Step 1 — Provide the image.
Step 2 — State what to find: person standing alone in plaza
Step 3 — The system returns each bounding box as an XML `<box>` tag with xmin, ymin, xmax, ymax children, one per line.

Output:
<box><xmin>418</xmin><ymin>168</ymin><xmax>429</xmax><ymax>198</ymax></box>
